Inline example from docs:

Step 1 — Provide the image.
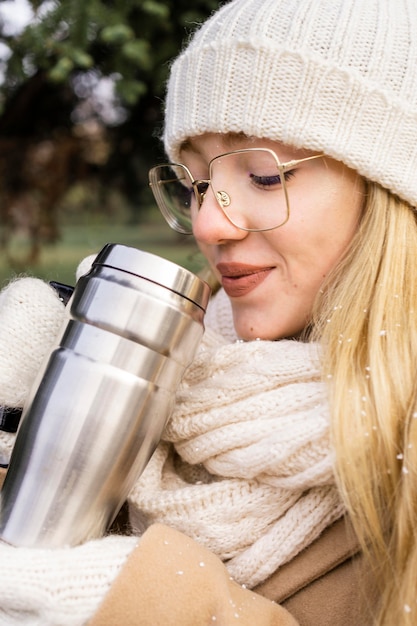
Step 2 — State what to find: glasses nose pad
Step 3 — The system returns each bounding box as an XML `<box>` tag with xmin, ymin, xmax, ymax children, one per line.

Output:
<box><xmin>195</xmin><ymin>181</ymin><xmax>209</xmax><ymax>206</ymax></box>
<box><xmin>216</xmin><ymin>190</ymin><xmax>231</xmax><ymax>208</ymax></box>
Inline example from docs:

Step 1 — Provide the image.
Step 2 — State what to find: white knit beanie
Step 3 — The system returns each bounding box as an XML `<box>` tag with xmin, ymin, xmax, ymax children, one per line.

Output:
<box><xmin>163</xmin><ymin>0</ymin><xmax>417</xmax><ymax>208</ymax></box>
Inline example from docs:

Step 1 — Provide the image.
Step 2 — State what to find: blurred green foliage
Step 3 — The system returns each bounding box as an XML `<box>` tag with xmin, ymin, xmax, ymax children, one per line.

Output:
<box><xmin>0</xmin><ymin>0</ymin><xmax>220</xmax><ymax>112</ymax></box>
<box><xmin>0</xmin><ymin>0</ymin><xmax>221</xmax><ymax>274</ymax></box>
<box><xmin>0</xmin><ymin>208</ymin><xmax>204</xmax><ymax>287</ymax></box>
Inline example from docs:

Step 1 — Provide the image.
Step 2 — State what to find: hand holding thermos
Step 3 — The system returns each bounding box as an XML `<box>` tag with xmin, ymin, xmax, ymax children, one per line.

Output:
<box><xmin>0</xmin><ymin>244</ymin><xmax>210</xmax><ymax>548</ymax></box>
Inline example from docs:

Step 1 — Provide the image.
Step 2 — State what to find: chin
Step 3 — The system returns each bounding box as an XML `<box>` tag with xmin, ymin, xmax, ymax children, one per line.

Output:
<box><xmin>233</xmin><ymin>315</ymin><xmax>304</xmax><ymax>342</ymax></box>
<box><xmin>234</xmin><ymin>322</ymin><xmax>278</xmax><ymax>342</ymax></box>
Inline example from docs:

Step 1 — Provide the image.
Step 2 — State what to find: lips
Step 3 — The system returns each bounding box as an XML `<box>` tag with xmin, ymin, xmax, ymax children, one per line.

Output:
<box><xmin>217</xmin><ymin>262</ymin><xmax>274</xmax><ymax>297</ymax></box>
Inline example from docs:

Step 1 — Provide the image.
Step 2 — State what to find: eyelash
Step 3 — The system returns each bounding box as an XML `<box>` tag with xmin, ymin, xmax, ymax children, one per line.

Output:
<box><xmin>249</xmin><ymin>170</ymin><xmax>296</xmax><ymax>188</ymax></box>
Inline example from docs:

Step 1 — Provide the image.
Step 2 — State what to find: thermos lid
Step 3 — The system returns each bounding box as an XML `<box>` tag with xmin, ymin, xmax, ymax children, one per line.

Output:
<box><xmin>92</xmin><ymin>244</ymin><xmax>211</xmax><ymax>311</ymax></box>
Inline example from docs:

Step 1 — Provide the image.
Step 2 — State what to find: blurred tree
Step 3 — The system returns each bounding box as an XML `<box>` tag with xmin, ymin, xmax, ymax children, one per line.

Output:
<box><xmin>0</xmin><ymin>0</ymin><xmax>220</xmax><ymax>267</ymax></box>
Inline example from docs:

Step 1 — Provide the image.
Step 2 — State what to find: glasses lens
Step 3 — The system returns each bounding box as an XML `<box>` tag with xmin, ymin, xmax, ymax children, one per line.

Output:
<box><xmin>210</xmin><ymin>149</ymin><xmax>289</xmax><ymax>231</ymax></box>
<box><xmin>149</xmin><ymin>164</ymin><xmax>194</xmax><ymax>234</ymax></box>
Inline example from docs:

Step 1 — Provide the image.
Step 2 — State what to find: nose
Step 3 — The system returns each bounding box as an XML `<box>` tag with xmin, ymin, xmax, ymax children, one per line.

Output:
<box><xmin>192</xmin><ymin>185</ymin><xmax>249</xmax><ymax>245</ymax></box>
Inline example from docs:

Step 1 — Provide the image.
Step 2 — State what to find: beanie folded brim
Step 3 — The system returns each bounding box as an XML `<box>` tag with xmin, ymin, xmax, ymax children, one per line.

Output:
<box><xmin>164</xmin><ymin>41</ymin><xmax>417</xmax><ymax>208</ymax></box>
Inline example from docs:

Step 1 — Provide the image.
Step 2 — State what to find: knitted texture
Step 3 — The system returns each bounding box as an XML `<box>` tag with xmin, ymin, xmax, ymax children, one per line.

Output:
<box><xmin>0</xmin><ymin>278</ymin><xmax>66</xmax><ymax>464</ymax></box>
<box><xmin>0</xmin><ymin>534</ymin><xmax>138</xmax><ymax>626</ymax></box>
<box><xmin>204</xmin><ymin>287</ymin><xmax>238</xmax><ymax>342</ymax></box>
<box><xmin>0</xmin><ymin>276</ymin><xmax>139</xmax><ymax>626</ymax></box>
<box><xmin>163</xmin><ymin>0</ymin><xmax>417</xmax><ymax>208</ymax></box>
<box><xmin>128</xmin><ymin>328</ymin><xmax>345</xmax><ymax>588</ymax></box>
<box><xmin>76</xmin><ymin>254</ymin><xmax>97</xmax><ymax>281</ymax></box>
<box><xmin>0</xmin><ymin>278</ymin><xmax>66</xmax><ymax>408</ymax></box>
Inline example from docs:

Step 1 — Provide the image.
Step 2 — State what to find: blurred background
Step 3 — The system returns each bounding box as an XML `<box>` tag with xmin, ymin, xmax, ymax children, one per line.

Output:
<box><xmin>0</xmin><ymin>0</ymin><xmax>220</xmax><ymax>286</ymax></box>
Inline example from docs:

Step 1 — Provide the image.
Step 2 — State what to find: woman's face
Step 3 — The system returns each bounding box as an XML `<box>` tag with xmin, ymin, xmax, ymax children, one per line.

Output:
<box><xmin>181</xmin><ymin>133</ymin><xmax>365</xmax><ymax>340</ymax></box>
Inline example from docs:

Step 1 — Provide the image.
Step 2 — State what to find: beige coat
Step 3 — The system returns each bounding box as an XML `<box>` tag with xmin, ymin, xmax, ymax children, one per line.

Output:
<box><xmin>89</xmin><ymin>516</ymin><xmax>375</xmax><ymax>626</ymax></box>
<box><xmin>0</xmin><ymin>466</ymin><xmax>375</xmax><ymax>625</ymax></box>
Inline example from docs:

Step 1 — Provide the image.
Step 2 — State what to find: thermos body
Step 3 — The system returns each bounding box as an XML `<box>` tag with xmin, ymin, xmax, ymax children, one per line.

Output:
<box><xmin>0</xmin><ymin>244</ymin><xmax>211</xmax><ymax>548</ymax></box>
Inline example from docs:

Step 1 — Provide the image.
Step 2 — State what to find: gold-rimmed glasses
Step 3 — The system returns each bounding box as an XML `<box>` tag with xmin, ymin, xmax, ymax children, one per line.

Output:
<box><xmin>149</xmin><ymin>148</ymin><xmax>324</xmax><ymax>235</ymax></box>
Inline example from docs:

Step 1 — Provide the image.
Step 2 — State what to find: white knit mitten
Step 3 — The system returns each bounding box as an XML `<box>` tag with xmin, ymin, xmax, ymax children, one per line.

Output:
<box><xmin>0</xmin><ymin>277</ymin><xmax>67</xmax><ymax>464</ymax></box>
<box><xmin>0</xmin><ymin>271</ymin><xmax>140</xmax><ymax>626</ymax></box>
<box><xmin>0</xmin><ymin>533</ymin><xmax>138</xmax><ymax>626</ymax></box>
<box><xmin>0</xmin><ymin>252</ymin><xmax>99</xmax><ymax>465</ymax></box>
<box><xmin>0</xmin><ymin>277</ymin><xmax>66</xmax><ymax>407</ymax></box>
<box><xmin>76</xmin><ymin>254</ymin><xmax>96</xmax><ymax>281</ymax></box>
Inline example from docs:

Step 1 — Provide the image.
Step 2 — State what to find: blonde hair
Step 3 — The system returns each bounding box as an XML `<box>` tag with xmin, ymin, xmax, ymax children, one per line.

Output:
<box><xmin>310</xmin><ymin>183</ymin><xmax>417</xmax><ymax>624</ymax></box>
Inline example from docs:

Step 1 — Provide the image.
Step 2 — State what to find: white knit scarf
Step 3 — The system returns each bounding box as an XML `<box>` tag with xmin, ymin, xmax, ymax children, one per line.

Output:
<box><xmin>128</xmin><ymin>308</ymin><xmax>345</xmax><ymax>588</ymax></box>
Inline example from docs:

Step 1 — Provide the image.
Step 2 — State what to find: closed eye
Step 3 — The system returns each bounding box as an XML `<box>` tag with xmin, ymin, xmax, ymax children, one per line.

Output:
<box><xmin>249</xmin><ymin>170</ymin><xmax>295</xmax><ymax>189</ymax></box>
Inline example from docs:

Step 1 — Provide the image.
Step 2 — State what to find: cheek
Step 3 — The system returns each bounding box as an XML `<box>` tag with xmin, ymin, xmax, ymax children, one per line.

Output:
<box><xmin>282</xmin><ymin>193</ymin><xmax>363</xmax><ymax>290</ymax></box>
<box><xmin>294</xmin><ymin>177</ymin><xmax>363</xmax><ymax>250</ymax></box>
<box><xmin>324</xmin><ymin>189</ymin><xmax>363</xmax><ymax>253</ymax></box>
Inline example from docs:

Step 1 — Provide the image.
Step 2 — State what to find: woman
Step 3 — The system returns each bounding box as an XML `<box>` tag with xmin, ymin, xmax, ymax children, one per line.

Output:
<box><xmin>0</xmin><ymin>0</ymin><xmax>416</xmax><ymax>624</ymax></box>
<box><xmin>146</xmin><ymin>0</ymin><xmax>417</xmax><ymax>620</ymax></box>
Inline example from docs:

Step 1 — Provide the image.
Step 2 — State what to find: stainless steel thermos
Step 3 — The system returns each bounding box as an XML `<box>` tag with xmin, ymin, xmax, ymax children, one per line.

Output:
<box><xmin>0</xmin><ymin>244</ymin><xmax>211</xmax><ymax>547</ymax></box>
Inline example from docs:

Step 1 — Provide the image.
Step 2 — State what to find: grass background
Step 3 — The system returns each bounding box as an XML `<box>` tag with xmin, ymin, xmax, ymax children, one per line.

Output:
<box><xmin>0</xmin><ymin>208</ymin><xmax>206</xmax><ymax>289</ymax></box>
